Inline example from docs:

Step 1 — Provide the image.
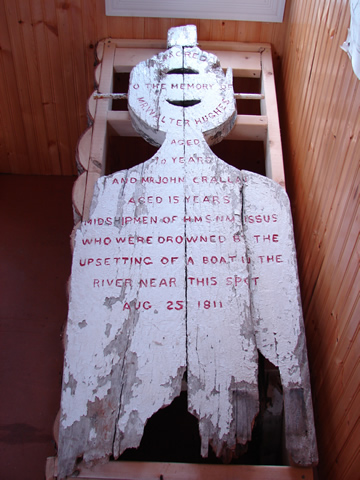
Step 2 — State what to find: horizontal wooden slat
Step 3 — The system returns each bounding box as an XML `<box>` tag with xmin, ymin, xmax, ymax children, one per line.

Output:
<box><xmin>107</xmin><ymin>111</ymin><xmax>268</xmax><ymax>142</ymax></box>
<box><xmin>45</xmin><ymin>457</ymin><xmax>314</xmax><ymax>480</ymax></box>
<box><xmin>228</xmin><ymin>115</ymin><xmax>268</xmax><ymax>141</ymax></box>
<box><xmin>114</xmin><ymin>47</ymin><xmax>162</xmax><ymax>71</ymax></box>
<box><xmin>108</xmin><ymin>38</ymin><xmax>270</xmax><ymax>53</ymax></box>
<box><xmin>71</xmin><ymin>461</ymin><xmax>314</xmax><ymax>480</ymax></box>
<box><xmin>210</xmin><ymin>50</ymin><xmax>261</xmax><ymax>77</ymax></box>
<box><xmin>107</xmin><ymin>111</ymin><xmax>138</xmax><ymax>136</ymax></box>
<box><xmin>114</xmin><ymin>47</ymin><xmax>261</xmax><ymax>77</ymax></box>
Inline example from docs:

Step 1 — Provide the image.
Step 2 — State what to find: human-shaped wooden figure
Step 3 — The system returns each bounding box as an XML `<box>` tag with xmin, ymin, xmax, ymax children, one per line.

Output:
<box><xmin>58</xmin><ymin>25</ymin><xmax>317</xmax><ymax>479</ymax></box>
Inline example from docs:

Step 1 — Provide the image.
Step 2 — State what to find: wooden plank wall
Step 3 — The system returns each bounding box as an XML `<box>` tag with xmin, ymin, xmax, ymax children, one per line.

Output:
<box><xmin>0</xmin><ymin>1</ymin><xmax>358</xmax><ymax>479</ymax></box>
<box><xmin>279</xmin><ymin>2</ymin><xmax>360</xmax><ymax>479</ymax></box>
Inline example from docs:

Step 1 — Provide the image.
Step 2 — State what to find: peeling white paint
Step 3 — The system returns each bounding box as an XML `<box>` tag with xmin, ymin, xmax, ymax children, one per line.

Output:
<box><xmin>58</xmin><ymin>25</ymin><xmax>317</xmax><ymax>479</ymax></box>
<box><xmin>341</xmin><ymin>0</ymin><xmax>360</xmax><ymax>80</ymax></box>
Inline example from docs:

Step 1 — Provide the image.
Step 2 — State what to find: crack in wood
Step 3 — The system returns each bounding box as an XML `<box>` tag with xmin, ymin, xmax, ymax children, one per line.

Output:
<box><xmin>58</xmin><ymin>25</ymin><xmax>317</xmax><ymax>478</ymax></box>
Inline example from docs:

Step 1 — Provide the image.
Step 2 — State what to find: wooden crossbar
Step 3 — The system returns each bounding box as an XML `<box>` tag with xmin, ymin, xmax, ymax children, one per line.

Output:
<box><xmin>46</xmin><ymin>457</ymin><xmax>314</xmax><ymax>480</ymax></box>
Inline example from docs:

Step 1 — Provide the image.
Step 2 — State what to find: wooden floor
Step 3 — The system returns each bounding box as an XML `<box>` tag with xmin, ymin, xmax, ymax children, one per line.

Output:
<box><xmin>0</xmin><ymin>175</ymin><xmax>75</xmax><ymax>480</ymax></box>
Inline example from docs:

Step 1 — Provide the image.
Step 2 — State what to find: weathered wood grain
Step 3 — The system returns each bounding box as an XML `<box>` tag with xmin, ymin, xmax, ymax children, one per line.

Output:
<box><xmin>58</xmin><ymin>26</ymin><xmax>317</xmax><ymax>478</ymax></box>
<box><xmin>242</xmin><ymin>172</ymin><xmax>316</xmax><ymax>465</ymax></box>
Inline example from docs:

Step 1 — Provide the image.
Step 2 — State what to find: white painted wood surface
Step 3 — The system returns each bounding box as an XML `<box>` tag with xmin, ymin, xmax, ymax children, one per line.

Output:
<box><xmin>58</xmin><ymin>26</ymin><xmax>317</xmax><ymax>479</ymax></box>
<box><xmin>105</xmin><ymin>0</ymin><xmax>287</xmax><ymax>23</ymax></box>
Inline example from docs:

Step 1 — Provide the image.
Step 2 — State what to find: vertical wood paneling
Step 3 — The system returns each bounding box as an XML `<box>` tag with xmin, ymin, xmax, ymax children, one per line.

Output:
<box><xmin>0</xmin><ymin>1</ymin><xmax>29</xmax><ymax>173</ymax></box>
<box><xmin>67</xmin><ymin>0</ymin><xmax>89</xmax><ymax>131</ymax></box>
<box><xmin>42</xmin><ymin>0</ymin><xmax>73</xmax><ymax>174</ymax></box>
<box><xmin>81</xmin><ymin>0</ymin><xmax>100</xmax><ymax>87</ymax></box>
<box><xmin>279</xmin><ymin>1</ymin><xmax>360</xmax><ymax>479</ymax></box>
<box><xmin>54</xmin><ymin>0</ymin><xmax>85</xmax><ymax>169</ymax></box>
<box><xmin>18</xmin><ymin>0</ymin><xmax>53</xmax><ymax>174</ymax></box>
<box><xmin>31</xmin><ymin>0</ymin><xmax>62</xmax><ymax>174</ymax></box>
<box><xmin>3</xmin><ymin>0</ymin><xmax>40</xmax><ymax>173</ymax></box>
<box><xmin>296</xmin><ymin>5</ymin><xmax>352</xmax><ymax>280</ymax></box>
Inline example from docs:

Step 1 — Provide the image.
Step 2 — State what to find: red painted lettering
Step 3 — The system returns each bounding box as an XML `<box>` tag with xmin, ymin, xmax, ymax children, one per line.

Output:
<box><xmin>166</xmin><ymin>300</ymin><xmax>184</xmax><ymax>310</ymax></box>
<box><xmin>123</xmin><ymin>301</ymin><xmax>152</xmax><ymax>311</ymax></box>
<box><xmin>187</xmin><ymin>277</ymin><xmax>217</xmax><ymax>286</ymax></box>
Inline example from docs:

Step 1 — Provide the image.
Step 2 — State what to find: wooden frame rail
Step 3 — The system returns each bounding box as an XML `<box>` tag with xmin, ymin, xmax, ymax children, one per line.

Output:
<box><xmin>46</xmin><ymin>458</ymin><xmax>313</xmax><ymax>480</ymax></box>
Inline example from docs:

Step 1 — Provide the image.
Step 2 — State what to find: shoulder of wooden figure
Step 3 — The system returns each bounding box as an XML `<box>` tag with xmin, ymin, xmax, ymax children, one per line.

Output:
<box><xmin>242</xmin><ymin>170</ymin><xmax>290</xmax><ymax>208</ymax></box>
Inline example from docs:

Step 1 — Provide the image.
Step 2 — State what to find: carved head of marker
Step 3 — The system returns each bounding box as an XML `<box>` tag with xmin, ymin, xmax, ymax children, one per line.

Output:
<box><xmin>128</xmin><ymin>25</ymin><xmax>236</xmax><ymax>147</ymax></box>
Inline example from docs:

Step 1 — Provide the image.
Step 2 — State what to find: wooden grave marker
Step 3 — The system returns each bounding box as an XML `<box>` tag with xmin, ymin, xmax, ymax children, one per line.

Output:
<box><xmin>58</xmin><ymin>25</ymin><xmax>317</xmax><ymax>479</ymax></box>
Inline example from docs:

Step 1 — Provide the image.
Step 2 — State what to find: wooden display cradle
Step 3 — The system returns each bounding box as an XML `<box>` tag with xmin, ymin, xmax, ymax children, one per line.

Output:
<box><xmin>72</xmin><ymin>38</ymin><xmax>285</xmax><ymax>225</ymax></box>
<box><xmin>46</xmin><ymin>38</ymin><xmax>314</xmax><ymax>480</ymax></box>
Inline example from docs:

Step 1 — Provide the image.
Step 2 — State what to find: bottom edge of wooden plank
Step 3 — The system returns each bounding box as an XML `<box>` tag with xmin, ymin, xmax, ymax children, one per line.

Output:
<box><xmin>46</xmin><ymin>457</ymin><xmax>314</xmax><ymax>480</ymax></box>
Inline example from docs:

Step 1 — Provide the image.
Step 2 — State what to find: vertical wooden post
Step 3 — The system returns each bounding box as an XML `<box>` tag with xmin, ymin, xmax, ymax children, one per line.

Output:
<box><xmin>82</xmin><ymin>41</ymin><xmax>116</xmax><ymax>220</ymax></box>
<box><xmin>260</xmin><ymin>48</ymin><xmax>286</xmax><ymax>188</ymax></box>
